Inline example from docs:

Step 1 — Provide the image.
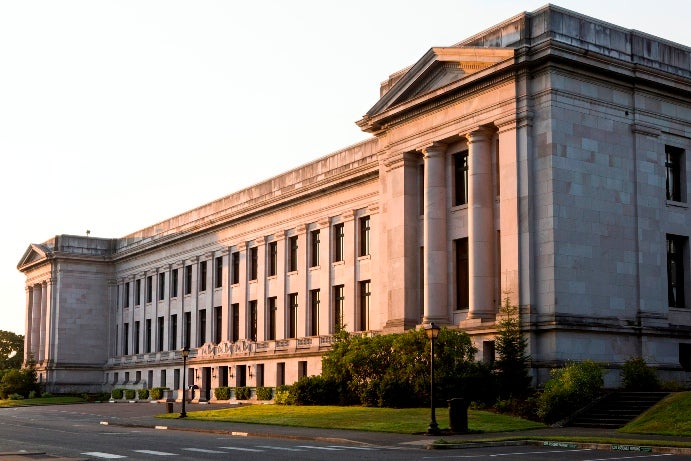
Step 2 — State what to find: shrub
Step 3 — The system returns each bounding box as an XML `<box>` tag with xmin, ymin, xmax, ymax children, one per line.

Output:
<box><xmin>289</xmin><ymin>375</ymin><xmax>339</xmax><ymax>405</ymax></box>
<box><xmin>274</xmin><ymin>385</ymin><xmax>292</xmax><ymax>405</ymax></box>
<box><xmin>149</xmin><ymin>387</ymin><xmax>168</xmax><ymax>400</ymax></box>
<box><xmin>28</xmin><ymin>390</ymin><xmax>38</xmax><ymax>399</ymax></box>
<box><xmin>214</xmin><ymin>386</ymin><xmax>231</xmax><ymax>400</ymax></box>
<box><xmin>111</xmin><ymin>388</ymin><xmax>124</xmax><ymax>400</ymax></box>
<box><xmin>235</xmin><ymin>386</ymin><xmax>251</xmax><ymax>400</ymax></box>
<box><xmin>536</xmin><ymin>360</ymin><xmax>603</xmax><ymax>424</ymax></box>
<box><xmin>124</xmin><ymin>389</ymin><xmax>136</xmax><ymax>400</ymax></box>
<box><xmin>0</xmin><ymin>367</ymin><xmax>39</xmax><ymax>399</ymax></box>
<box><xmin>8</xmin><ymin>393</ymin><xmax>24</xmax><ymax>400</ymax></box>
<box><xmin>621</xmin><ymin>357</ymin><xmax>660</xmax><ymax>391</ymax></box>
<box><xmin>41</xmin><ymin>392</ymin><xmax>53</xmax><ymax>398</ymax></box>
<box><xmin>256</xmin><ymin>386</ymin><xmax>273</xmax><ymax>401</ymax></box>
<box><xmin>137</xmin><ymin>388</ymin><xmax>149</xmax><ymax>400</ymax></box>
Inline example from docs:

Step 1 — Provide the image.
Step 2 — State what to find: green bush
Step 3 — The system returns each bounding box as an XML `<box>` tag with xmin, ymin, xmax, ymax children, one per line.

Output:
<box><xmin>214</xmin><ymin>386</ymin><xmax>231</xmax><ymax>400</ymax></box>
<box><xmin>621</xmin><ymin>357</ymin><xmax>660</xmax><ymax>391</ymax></box>
<box><xmin>111</xmin><ymin>388</ymin><xmax>124</xmax><ymax>400</ymax></box>
<box><xmin>0</xmin><ymin>367</ymin><xmax>39</xmax><ymax>399</ymax></box>
<box><xmin>137</xmin><ymin>388</ymin><xmax>149</xmax><ymax>400</ymax></box>
<box><xmin>537</xmin><ymin>360</ymin><xmax>603</xmax><ymax>424</ymax></box>
<box><xmin>274</xmin><ymin>385</ymin><xmax>292</xmax><ymax>405</ymax></box>
<box><xmin>28</xmin><ymin>390</ymin><xmax>38</xmax><ymax>399</ymax></box>
<box><xmin>289</xmin><ymin>375</ymin><xmax>339</xmax><ymax>405</ymax></box>
<box><xmin>256</xmin><ymin>386</ymin><xmax>273</xmax><ymax>401</ymax></box>
<box><xmin>124</xmin><ymin>389</ymin><xmax>136</xmax><ymax>400</ymax></box>
<box><xmin>235</xmin><ymin>386</ymin><xmax>251</xmax><ymax>400</ymax></box>
<box><xmin>42</xmin><ymin>392</ymin><xmax>53</xmax><ymax>398</ymax></box>
<box><xmin>8</xmin><ymin>393</ymin><xmax>24</xmax><ymax>400</ymax></box>
<box><xmin>149</xmin><ymin>387</ymin><xmax>168</xmax><ymax>400</ymax></box>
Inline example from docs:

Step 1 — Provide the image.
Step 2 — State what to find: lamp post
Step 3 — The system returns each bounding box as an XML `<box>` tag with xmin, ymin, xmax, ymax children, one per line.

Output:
<box><xmin>425</xmin><ymin>322</ymin><xmax>441</xmax><ymax>435</ymax></box>
<box><xmin>180</xmin><ymin>346</ymin><xmax>190</xmax><ymax>418</ymax></box>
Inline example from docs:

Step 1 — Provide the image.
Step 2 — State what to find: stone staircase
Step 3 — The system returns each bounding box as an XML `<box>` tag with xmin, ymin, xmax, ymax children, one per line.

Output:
<box><xmin>570</xmin><ymin>391</ymin><xmax>669</xmax><ymax>428</ymax></box>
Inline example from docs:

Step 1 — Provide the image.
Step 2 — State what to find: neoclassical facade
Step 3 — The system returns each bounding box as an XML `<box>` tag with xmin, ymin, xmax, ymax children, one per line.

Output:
<box><xmin>18</xmin><ymin>5</ymin><xmax>691</xmax><ymax>395</ymax></box>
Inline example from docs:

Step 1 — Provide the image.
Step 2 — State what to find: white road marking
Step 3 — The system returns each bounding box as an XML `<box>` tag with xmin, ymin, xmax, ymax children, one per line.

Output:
<box><xmin>297</xmin><ymin>445</ymin><xmax>344</xmax><ymax>450</ymax></box>
<box><xmin>328</xmin><ymin>445</ymin><xmax>379</xmax><ymax>450</ymax></box>
<box><xmin>219</xmin><ymin>446</ymin><xmax>265</xmax><ymax>452</ymax></box>
<box><xmin>81</xmin><ymin>453</ymin><xmax>126</xmax><ymax>459</ymax></box>
<box><xmin>182</xmin><ymin>447</ymin><xmax>227</xmax><ymax>453</ymax></box>
<box><xmin>256</xmin><ymin>445</ymin><xmax>305</xmax><ymax>451</ymax></box>
<box><xmin>134</xmin><ymin>449</ymin><xmax>177</xmax><ymax>456</ymax></box>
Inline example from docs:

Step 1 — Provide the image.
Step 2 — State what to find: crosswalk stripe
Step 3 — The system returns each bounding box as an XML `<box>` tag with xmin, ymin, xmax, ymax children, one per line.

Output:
<box><xmin>182</xmin><ymin>448</ymin><xmax>227</xmax><ymax>453</ymax></box>
<box><xmin>256</xmin><ymin>445</ymin><xmax>304</xmax><ymax>451</ymax></box>
<box><xmin>297</xmin><ymin>445</ymin><xmax>344</xmax><ymax>450</ymax></box>
<box><xmin>134</xmin><ymin>449</ymin><xmax>177</xmax><ymax>456</ymax></box>
<box><xmin>81</xmin><ymin>453</ymin><xmax>126</xmax><ymax>459</ymax></box>
<box><xmin>219</xmin><ymin>446</ymin><xmax>264</xmax><ymax>452</ymax></box>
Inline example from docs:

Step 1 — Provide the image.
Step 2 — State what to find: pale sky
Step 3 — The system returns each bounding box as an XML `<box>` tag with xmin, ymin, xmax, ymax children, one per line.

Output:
<box><xmin>1</xmin><ymin>0</ymin><xmax>689</xmax><ymax>335</ymax></box>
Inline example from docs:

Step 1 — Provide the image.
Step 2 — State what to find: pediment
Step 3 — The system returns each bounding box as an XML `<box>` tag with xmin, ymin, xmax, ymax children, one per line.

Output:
<box><xmin>17</xmin><ymin>244</ymin><xmax>52</xmax><ymax>270</ymax></box>
<box><xmin>363</xmin><ymin>46</ymin><xmax>515</xmax><ymax>121</ymax></box>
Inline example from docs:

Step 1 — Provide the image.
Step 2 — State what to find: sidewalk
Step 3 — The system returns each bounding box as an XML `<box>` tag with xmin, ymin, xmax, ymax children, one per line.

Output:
<box><xmin>98</xmin><ymin>401</ymin><xmax>691</xmax><ymax>455</ymax></box>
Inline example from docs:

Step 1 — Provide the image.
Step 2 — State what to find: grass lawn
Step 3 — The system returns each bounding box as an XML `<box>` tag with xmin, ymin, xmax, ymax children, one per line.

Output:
<box><xmin>0</xmin><ymin>396</ymin><xmax>85</xmax><ymax>407</ymax></box>
<box><xmin>619</xmin><ymin>391</ymin><xmax>691</xmax><ymax>437</ymax></box>
<box><xmin>157</xmin><ymin>404</ymin><xmax>545</xmax><ymax>434</ymax></box>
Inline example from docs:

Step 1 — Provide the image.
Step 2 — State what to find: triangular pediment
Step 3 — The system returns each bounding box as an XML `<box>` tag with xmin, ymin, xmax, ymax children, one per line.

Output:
<box><xmin>363</xmin><ymin>46</ymin><xmax>514</xmax><ymax>121</ymax></box>
<box><xmin>17</xmin><ymin>244</ymin><xmax>52</xmax><ymax>270</ymax></box>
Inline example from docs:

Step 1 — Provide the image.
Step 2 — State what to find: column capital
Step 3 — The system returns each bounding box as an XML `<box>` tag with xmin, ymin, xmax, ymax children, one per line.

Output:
<box><xmin>255</xmin><ymin>236</ymin><xmax>267</xmax><ymax>246</ymax></box>
<box><xmin>295</xmin><ymin>224</ymin><xmax>308</xmax><ymax>235</ymax></box>
<box><xmin>318</xmin><ymin>217</ymin><xmax>331</xmax><ymax>228</ymax></box>
<box><xmin>420</xmin><ymin>141</ymin><xmax>447</xmax><ymax>158</ymax></box>
<box><xmin>236</xmin><ymin>242</ymin><xmax>247</xmax><ymax>252</ymax></box>
<box><xmin>465</xmin><ymin>127</ymin><xmax>494</xmax><ymax>144</ymax></box>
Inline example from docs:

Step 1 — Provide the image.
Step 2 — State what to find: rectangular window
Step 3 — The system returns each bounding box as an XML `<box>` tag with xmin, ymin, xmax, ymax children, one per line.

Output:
<box><xmin>249</xmin><ymin>247</ymin><xmax>258</xmax><ymax>281</ymax></box>
<box><xmin>214</xmin><ymin>256</ymin><xmax>223</xmax><ymax>289</ymax></box>
<box><xmin>184</xmin><ymin>312</ymin><xmax>191</xmax><ymax>349</ymax></box>
<box><xmin>184</xmin><ymin>265</ymin><xmax>192</xmax><ymax>295</ymax></box>
<box><xmin>309</xmin><ymin>289</ymin><xmax>320</xmax><ymax>336</ymax></box>
<box><xmin>298</xmin><ymin>361</ymin><xmax>307</xmax><ymax>379</ymax></box>
<box><xmin>256</xmin><ymin>364</ymin><xmax>265</xmax><ymax>387</ymax></box>
<box><xmin>455</xmin><ymin>238</ymin><xmax>469</xmax><ymax>309</ymax></box>
<box><xmin>123</xmin><ymin>323</ymin><xmax>129</xmax><ymax>355</ymax></box>
<box><xmin>134</xmin><ymin>321</ymin><xmax>140</xmax><ymax>354</ymax></box>
<box><xmin>124</xmin><ymin>282</ymin><xmax>130</xmax><ymax>308</ymax></box>
<box><xmin>198</xmin><ymin>309</ymin><xmax>206</xmax><ymax>346</ymax></box>
<box><xmin>453</xmin><ymin>151</ymin><xmax>469</xmax><ymax>206</ymax></box>
<box><xmin>160</xmin><ymin>370</ymin><xmax>167</xmax><ymax>388</ymax></box>
<box><xmin>288</xmin><ymin>236</ymin><xmax>298</xmax><ymax>272</ymax></box>
<box><xmin>157</xmin><ymin>316</ymin><xmax>164</xmax><ymax>352</ymax></box>
<box><xmin>231</xmin><ymin>303</ymin><xmax>239</xmax><ymax>342</ymax></box>
<box><xmin>231</xmin><ymin>252</ymin><xmax>240</xmax><ymax>284</ymax></box>
<box><xmin>170</xmin><ymin>314</ymin><xmax>177</xmax><ymax>350</ymax></box>
<box><xmin>666</xmin><ymin>145</ymin><xmax>685</xmax><ymax>202</ymax></box>
<box><xmin>248</xmin><ymin>301</ymin><xmax>258</xmax><ymax>341</ymax></box>
<box><xmin>146</xmin><ymin>276</ymin><xmax>153</xmax><ymax>304</ymax></box>
<box><xmin>214</xmin><ymin>306</ymin><xmax>222</xmax><ymax>344</ymax></box>
<box><xmin>145</xmin><ymin>319</ymin><xmax>152</xmax><ymax>353</ymax></box>
<box><xmin>171</xmin><ymin>269</ymin><xmax>179</xmax><ymax>298</ymax></box>
<box><xmin>334</xmin><ymin>223</ymin><xmax>345</xmax><ymax>262</ymax></box>
<box><xmin>267</xmin><ymin>297</ymin><xmax>277</xmax><ymax>341</ymax></box>
<box><xmin>287</xmin><ymin>293</ymin><xmax>298</xmax><ymax>338</ymax></box>
<box><xmin>310</xmin><ymin>229</ymin><xmax>320</xmax><ymax>267</ymax></box>
<box><xmin>359</xmin><ymin>216</ymin><xmax>370</xmax><ymax>256</ymax></box>
<box><xmin>268</xmin><ymin>241</ymin><xmax>278</xmax><ymax>276</ymax></box>
<box><xmin>158</xmin><ymin>273</ymin><xmax>165</xmax><ymax>301</ymax></box>
<box><xmin>359</xmin><ymin>280</ymin><xmax>371</xmax><ymax>331</ymax></box>
<box><xmin>135</xmin><ymin>279</ymin><xmax>141</xmax><ymax>306</ymax></box>
<box><xmin>667</xmin><ymin>234</ymin><xmax>688</xmax><ymax>308</ymax></box>
<box><xmin>199</xmin><ymin>261</ymin><xmax>207</xmax><ymax>292</ymax></box>
<box><xmin>333</xmin><ymin>285</ymin><xmax>344</xmax><ymax>332</ymax></box>
<box><xmin>276</xmin><ymin>362</ymin><xmax>285</xmax><ymax>386</ymax></box>
<box><xmin>173</xmin><ymin>369</ymin><xmax>180</xmax><ymax>389</ymax></box>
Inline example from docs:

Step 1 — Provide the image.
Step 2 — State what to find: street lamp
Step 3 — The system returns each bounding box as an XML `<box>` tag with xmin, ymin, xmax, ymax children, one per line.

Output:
<box><xmin>425</xmin><ymin>322</ymin><xmax>441</xmax><ymax>435</ymax></box>
<box><xmin>180</xmin><ymin>346</ymin><xmax>190</xmax><ymax>418</ymax></box>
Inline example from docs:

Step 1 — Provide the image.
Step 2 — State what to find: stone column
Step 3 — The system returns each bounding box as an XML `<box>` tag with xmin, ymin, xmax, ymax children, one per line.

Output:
<box><xmin>467</xmin><ymin>129</ymin><xmax>495</xmax><ymax>320</ymax></box>
<box><xmin>422</xmin><ymin>142</ymin><xmax>449</xmax><ymax>324</ymax></box>
<box><xmin>24</xmin><ymin>286</ymin><xmax>33</xmax><ymax>363</ymax></box>
<box><xmin>31</xmin><ymin>283</ymin><xmax>42</xmax><ymax>362</ymax></box>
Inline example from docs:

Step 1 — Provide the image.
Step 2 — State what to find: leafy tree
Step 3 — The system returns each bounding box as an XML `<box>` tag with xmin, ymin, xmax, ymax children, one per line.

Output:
<box><xmin>621</xmin><ymin>357</ymin><xmax>660</xmax><ymax>391</ymax></box>
<box><xmin>494</xmin><ymin>294</ymin><xmax>532</xmax><ymax>398</ymax></box>
<box><xmin>536</xmin><ymin>360</ymin><xmax>603</xmax><ymax>424</ymax></box>
<box><xmin>0</xmin><ymin>330</ymin><xmax>24</xmax><ymax>370</ymax></box>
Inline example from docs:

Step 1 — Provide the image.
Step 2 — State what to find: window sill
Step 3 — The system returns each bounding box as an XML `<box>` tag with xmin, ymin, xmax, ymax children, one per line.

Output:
<box><xmin>450</xmin><ymin>204</ymin><xmax>468</xmax><ymax>212</ymax></box>
<box><xmin>357</xmin><ymin>255</ymin><xmax>371</xmax><ymax>261</ymax></box>
<box><xmin>309</xmin><ymin>265</ymin><xmax>320</xmax><ymax>271</ymax></box>
<box><xmin>332</xmin><ymin>260</ymin><xmax>345</xmax><ymax>267</ymax></box>
<box><xmin>287</xmin><ymin>271</ymin><xmax>298</xmax><ymax>276</ymax></box>
<box><xmin>666</xmin><ymin>200</ymin><xmax>688</xmax><ymax>208</ymax></box>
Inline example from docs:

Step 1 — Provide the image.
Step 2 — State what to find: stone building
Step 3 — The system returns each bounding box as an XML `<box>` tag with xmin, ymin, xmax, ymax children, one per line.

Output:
<box><xmin>18</xmin><ymin>4</ymin><xmax>691</xmax><ymax>395</ymax></box>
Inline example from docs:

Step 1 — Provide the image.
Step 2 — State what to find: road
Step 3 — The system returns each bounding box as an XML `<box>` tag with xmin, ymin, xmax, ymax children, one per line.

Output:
<box><xmin>0</xmin><ymin>404</ymin><xmax>688</xmax><ymax>460</ymax></box>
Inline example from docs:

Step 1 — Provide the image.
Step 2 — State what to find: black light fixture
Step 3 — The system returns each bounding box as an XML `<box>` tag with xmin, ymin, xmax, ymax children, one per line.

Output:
<box><xmin>180</xmin><ymin>347</ymin><xmax>190</xmax><ymax>418</ymax></box>
<box><xmin>424</xmin><ymin>322</ymin><xmax>441</xmax><ymax>435</ymax></box>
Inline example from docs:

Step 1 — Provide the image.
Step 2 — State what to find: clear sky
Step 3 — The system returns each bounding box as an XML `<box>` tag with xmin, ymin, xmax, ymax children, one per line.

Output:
<box><xmin>1</xmin><ymin>0</ymin><xmax>689</xmax><ymax>335</ymax></box>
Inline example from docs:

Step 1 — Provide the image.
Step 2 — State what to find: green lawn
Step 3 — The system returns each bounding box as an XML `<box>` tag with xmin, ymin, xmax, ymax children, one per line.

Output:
<box><xmin>0</xmin><ymin>396</ymin><xmax>85</xmax><ymax>407</ymax></box>
<box><xmin>157</xmin><ymin>405</ymin><xmax>545</xmax><ymax>434</ymax></box>
<box><xmin>620</xmin><ymin>391</ymin><xmax>691</xmax><ymax>437</ymax></box>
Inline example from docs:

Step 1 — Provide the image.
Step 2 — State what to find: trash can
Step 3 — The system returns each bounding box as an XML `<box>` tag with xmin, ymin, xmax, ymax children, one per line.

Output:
<box><xmin>166</xmin><ymin>402</ymin><xmax>174</xmax><ymax>413</ymax></box>
<box><xmin>448</xmin><ymin>398</ymin><xmax>469</xmax><ymax>433</ymax></box>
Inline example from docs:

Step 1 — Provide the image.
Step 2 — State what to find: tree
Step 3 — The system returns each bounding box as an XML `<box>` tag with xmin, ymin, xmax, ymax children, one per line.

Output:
<box><xmin>494</xmin><ymin>294</ymin><xmax>532</xmax><ymax>398</ymax></box>
<box><xmin>0</xmin><ymin>330</ymin><xmax>24</xmax><ymax>370</ymax></box>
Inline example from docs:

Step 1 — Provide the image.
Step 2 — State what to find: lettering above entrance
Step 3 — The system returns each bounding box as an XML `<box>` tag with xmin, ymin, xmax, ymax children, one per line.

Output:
<box><xmin>199</xmin><ymin>340</ymin><xmax>255</xmax><ymax>358</ymax></box>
